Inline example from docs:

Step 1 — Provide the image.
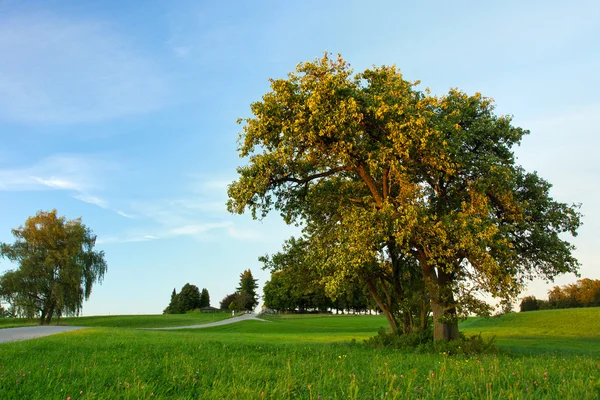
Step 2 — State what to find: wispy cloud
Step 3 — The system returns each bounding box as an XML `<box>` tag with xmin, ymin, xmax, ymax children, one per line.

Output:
<box><xmin>168</xmin><ymin>222</ymin><xmax>231</xmax><ymax>236</ymax></box>
<box><xmin>116</xmin><ymin>210</ymin><xmax>137</xmax><ymax>219</ymax></box>
<box><xmin>0</xmin><ymin>154</ymin><xmax>106</xmax><ymax>192</ymax></box>
<box><xmin>0</xmin><ymin>153</ymin><xmax>122</xmax><ymax>214</ymax></box>
<box><xmin>97</xmin><ymin>222</ymin><xmax>236</xmax><ymax>245</ymax></box>
<box><xmin>99</xmin><ymin>175</ymin><xmax>262</xmax><ymax>244</ymax></box>
<box><xmin>0</xmin><ymin>13</ymin><xmax>170</xmax><ymax>124</ymax></box>
<box><xmin>227</xmin><ymin>226</ymin><xmax>263</xmax><ymax>241</ymax></box>
<box><xmin>74</xmin><ymin>193</ymin><xmax>108</xmax><ymax>208</ymax></box>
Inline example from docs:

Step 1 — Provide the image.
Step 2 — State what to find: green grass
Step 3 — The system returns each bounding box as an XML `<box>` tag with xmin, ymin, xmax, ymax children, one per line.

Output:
<box><xmin>0</xmin><ymin>309</ymin><xmax>599</xmax><ymax>399</ymax></box>
<box><xmin>460</xmin><ymin>308</ymin><xmax>600</xmax><ymax>355</ymax></box>
<box><xmin>0</xmin><ymin>312</ymin><xmax>232</xmax><ymax>329</ymax></box>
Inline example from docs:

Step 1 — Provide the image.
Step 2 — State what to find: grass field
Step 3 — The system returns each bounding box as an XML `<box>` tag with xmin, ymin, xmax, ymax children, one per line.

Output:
<box><xmin>0</xmin><ymin>309</ymin><xmax>598</xmax><ymax>399</ymax></box>
<box><xmin>0</xmin><ymin>312</ymin><xmax>232</xmax><ymax>329</ymax></box>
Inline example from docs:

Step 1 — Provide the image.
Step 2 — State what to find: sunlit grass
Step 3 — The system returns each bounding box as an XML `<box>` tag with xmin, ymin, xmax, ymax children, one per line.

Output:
<box><xmin>0</xmin><ymin>312</ymin><xmax>232</xmax><ymax>329</ymax></box>
<box><xmin>0</xmin><ymin>308</ymin><xmax>599</xmax><ymax>398</ymax></box>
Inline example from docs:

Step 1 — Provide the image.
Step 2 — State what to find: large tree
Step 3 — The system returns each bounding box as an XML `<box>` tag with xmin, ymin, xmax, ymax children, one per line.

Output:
<box><xmin>227</xmin><ymin>54</ymin><xmax>582</xmax><ymax>341</ymax></box>
<box><xmin>0</xmin><ymin>210</ymin><xmax>107</xmax><ymax>325</ymax></box>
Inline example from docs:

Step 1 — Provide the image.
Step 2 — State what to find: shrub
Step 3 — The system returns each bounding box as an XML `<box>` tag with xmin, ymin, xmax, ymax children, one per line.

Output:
<box><xmin>365</xmin><ymin>327</ymin><xmax>498</xmax><ymax>355</ymax></box>
<box><xmin>365</xmin><ymin>327</ymin><xmax>432</xmax><ymax>349</ymax></box>
<box><xmin>417</xmin><ymin>333</ymin><xmax>498</xmax><ymax>355</ymax></box>
<box><xmin>520</xmin><ymin>296</ymin><xmax>540</xmax><ymax>312</ymax></box>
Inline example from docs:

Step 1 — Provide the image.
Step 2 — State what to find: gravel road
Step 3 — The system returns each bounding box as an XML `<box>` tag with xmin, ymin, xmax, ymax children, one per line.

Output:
<box><xmin>0</xmin><ymin>313</ymin><xmax>268</xmax><ymax>343</ymax></box>
<box><xmin>144</xmin><ymin>312</ymin><xmax>269</xmax><ymax>330</ymax></box>
<box><xmin>0</xmin><ymin>326</ymin><xmax>87</xmax><ymax>344</ymax></box>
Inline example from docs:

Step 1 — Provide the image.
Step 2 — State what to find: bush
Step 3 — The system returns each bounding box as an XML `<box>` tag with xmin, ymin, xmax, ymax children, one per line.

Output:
<box><xmin>365</xmin><ymin>327</ymin><xmax>498</xmax><ymax>355</ymax></box>
<box><xmin>520</xmin><ymin>296</ymin><xmax>540</xmax><ymax>312</ymax></box>
<box><xmin>365</xmin><ymin>327</ymin><xmax>432</xmax><ymax>349</ymax></box>
<box><xmin>417</xmin><ymin>333</ymin><xmax>498</xmax><ymax>355</ymax></box>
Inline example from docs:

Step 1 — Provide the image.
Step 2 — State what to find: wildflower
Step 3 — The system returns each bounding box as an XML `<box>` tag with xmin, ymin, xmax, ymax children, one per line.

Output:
<box><xmin>261</xmin><ymin>392</ymin><xmax>265</xmax><ymax>397</ymax></box>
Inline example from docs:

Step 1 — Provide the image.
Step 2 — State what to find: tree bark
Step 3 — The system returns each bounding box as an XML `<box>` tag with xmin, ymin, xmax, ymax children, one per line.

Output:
<box><xmin>366</xmin><ymin>279</ymin><xmax>399</xmax><ymax>333</ymax></box>
<box><xmin>430</xmin><ymin>298</ymin><xmax>458</xmax><ymax>341</ymax></box>
<box><xmin>421</xmin><ymin>257</ymin><xmax>459</xmax><ymax>341</ymax></box>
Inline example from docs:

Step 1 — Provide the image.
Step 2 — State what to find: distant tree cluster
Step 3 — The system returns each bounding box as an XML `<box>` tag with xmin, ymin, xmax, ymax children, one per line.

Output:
<box><xmin>520</xmin><ymin>278</ymin><xmax>600</xmax><ymax>312</ymax></box>
<box><xmin>262</xmin><ymin>264</ymin><xmax>373</xmax><ymax>315</ymax></box>
<box><xmin>164</xmin><ymin>284</ymin><xmax>211</xmax><ymax>314</ymax></box>
<box><xmin>260</xmin><ymin>237</ymin><xmax>431</xmax><ymax>332</ymax></box>
<box><xmin>219</xmin><ymin>269</ymin><xmax>259</xmax><ymax>311</ymax></box>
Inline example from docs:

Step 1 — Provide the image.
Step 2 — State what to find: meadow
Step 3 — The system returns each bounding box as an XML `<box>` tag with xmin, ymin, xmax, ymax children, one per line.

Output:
<box><xmin>0</xmin><ymin>309</ymin><xmax>598</xmax><ymax>399</ymax></box>
<box><xmin>0</xmin><ymin>312</ymin><xmax>232</xmax><ymax>329</ymax></box>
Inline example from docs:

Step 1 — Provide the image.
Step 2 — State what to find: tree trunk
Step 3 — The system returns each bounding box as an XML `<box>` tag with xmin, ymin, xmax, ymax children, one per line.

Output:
<box><xmin>431</xmin><ymin>298</ymin><xmax>458</xmax><ymax>341</ymax></box>
<box><xmin>43</xmin><ymin>304</ymin><xmax>55</xmax><ymax>325</ymax></box>
<box><xmin>420</xmin><ymin>299</ymin><xmax>428</xmax><ymax>331</ymax></box>
<box><xmin>402</xmin><ymin>311</ymin><xmax>413</xmax><ymax>334</ymax></box>
<box><xmin>421</xmin><ymin>259</ymin><xmax>459</xmax><ymax>341</ymax></box>
<box><xmin>366</xmin><ymin>279</ymin><xmax>399</xmax><ymax>333</ymax></box>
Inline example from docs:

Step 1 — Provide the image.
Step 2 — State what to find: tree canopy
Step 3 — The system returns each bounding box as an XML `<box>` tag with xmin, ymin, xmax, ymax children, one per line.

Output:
<box><xmin>227</xmin><ymin>53</ymin><xmax>582</xmax><ymax>341</ymax></box>
<box><xmin>0</xmin><ymin>209</ymin><xmax>107</xmax><ymax>324</ymax></box>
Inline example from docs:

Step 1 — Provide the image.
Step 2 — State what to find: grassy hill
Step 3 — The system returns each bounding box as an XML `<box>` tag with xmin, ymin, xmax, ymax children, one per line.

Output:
<box><xmin>0</xmin><ymin>309</ymin><xmax>598</xmax><ymax>398</ymax></box>
<box><xmin>0</xmin><ymin>311</ymin><xmax>232</xmax><ymax>329</ymax></box>
<box><xmin>460</xmin><ymin>308</ymin><xmax>600</xmax><ymax>355</ymax></box>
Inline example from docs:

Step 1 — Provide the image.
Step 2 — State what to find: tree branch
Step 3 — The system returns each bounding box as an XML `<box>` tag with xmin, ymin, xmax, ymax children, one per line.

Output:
<box><xmin>271</xmin><ymin>166</ymin><xmax>350</xmax><ymax>186</ymax></box>
<box><xmin>356</xmin><ymin>164</ymin><xmax>383</xmax><ymax>207</ymax></box>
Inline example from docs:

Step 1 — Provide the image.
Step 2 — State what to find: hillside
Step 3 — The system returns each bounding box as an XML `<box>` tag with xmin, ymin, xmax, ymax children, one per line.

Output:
<box><xmin>461</xmin><ymin>307</ymin><xmax>600</xmax><ymax>354</ymax></box>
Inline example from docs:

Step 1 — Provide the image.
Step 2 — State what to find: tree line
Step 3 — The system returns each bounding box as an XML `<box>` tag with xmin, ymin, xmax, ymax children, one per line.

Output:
<box><xmin>263</xmin><ymin>267</ymin><xmax>373</xmax><ymax>314</ymax></box>
<box><xmin>520</xmin><ymin>278</ymin><xmax>600</xmax><ymax>311</ymax></box>
<box><xmin>164</xmin><ymin>284</ymin><xmax>211</xmax><ymax>314</ymax></box>
<box><xmin>163</xmin><ymin>269</ymin><xmax>260</xmax><ymax>314</ymax></box>
<box><xmin>227</xmin><ymin>53</ymin><xmax>582</xmax><ymax>341</ymax></box>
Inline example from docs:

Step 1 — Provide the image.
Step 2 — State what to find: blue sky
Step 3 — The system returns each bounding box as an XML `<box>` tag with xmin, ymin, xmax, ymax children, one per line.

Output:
<box><xmin>0</xmin><ymin>0</ymin><xmax>598</xmax><ymax>315</ymax></box>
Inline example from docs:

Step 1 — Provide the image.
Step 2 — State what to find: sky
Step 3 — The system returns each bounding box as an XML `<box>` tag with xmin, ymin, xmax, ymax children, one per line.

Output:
<box><xmin>0</xmin><ymin>0</ymin><xmax>598</xmax><ymax>315</ymax></box>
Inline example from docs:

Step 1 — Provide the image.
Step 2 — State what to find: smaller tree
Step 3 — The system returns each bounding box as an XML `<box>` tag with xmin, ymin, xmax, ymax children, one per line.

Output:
<box><xmin>228</xmin><ymin>292</ymin><xmax>249</xmax><ymax>311</ymax></box>
<box><xmin>237</xmin><ymin>269</ymin><xmax>259</xmax><ymax>311</ymax></box>
<box><xmin>177</xmin><ymin>283</ymin><xmax>201</xmax><ymax>312</ymax></box>
<box><xmin>0</xmin><ymin>210</ymin><xmax>107</xmax><ymax>325</ymax></box>
<box><xmin>200</xmin><ymin>288</ymin><xmax>210</xmax><ymax>308</ymax></box>
<box><xmin>220</xmin><ymin>293</ymin><xmax>238</xmax><ymax>310</ymax></box>
<box><xmin>519</xmin><ymin>296</ymin><xmax>540</xmax><ymax>312</ymax></box>
<box><xmin>164</xmin><ymin>288</ymin><xmax>181</xmax><ymax>314</ymax></box>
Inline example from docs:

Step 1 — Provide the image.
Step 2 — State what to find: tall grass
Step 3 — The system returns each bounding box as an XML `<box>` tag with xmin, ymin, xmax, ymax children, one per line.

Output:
<box><xmin>0</xmin><ymin>309</ymin><xmax>598</xmax><ymax>398</ymax></box>
<box><xmin>0</xmin><ymin>312</ymin><xmax>232</xmax><ymax>329</ymax></box>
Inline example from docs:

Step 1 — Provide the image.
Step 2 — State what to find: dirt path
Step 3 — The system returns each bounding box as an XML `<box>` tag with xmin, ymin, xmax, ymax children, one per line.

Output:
<box><xmin>143</xmin><ymin>312</ymin><xmax>269</xmax><ymax>330</ymax></box>
<box><xmin>0</xmin><ymin>313</ymin><xmax>268</xmax><ymax>343</ymax></box>
<box><xmin>0</xmin><ymin>326</ymin><xmax>87</xmax><ymax>344</ymax></box>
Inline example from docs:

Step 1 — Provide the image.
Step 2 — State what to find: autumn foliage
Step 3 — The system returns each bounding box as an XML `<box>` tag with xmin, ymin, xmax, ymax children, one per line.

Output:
<box><xmin>521</xmin><ymin>279</ymin><xmax>600</xmax><ymax>311</ymax></box>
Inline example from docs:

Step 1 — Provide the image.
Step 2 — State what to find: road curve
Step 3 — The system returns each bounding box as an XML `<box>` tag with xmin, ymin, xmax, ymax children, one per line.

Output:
<box><xmin>0</xmin><ymin>326</ymin><xmax>87</xmax><ymax>344</ymax></box>
<box><xmin>144</xmin><ymin>312</ymin><xmax>269</xmax><ymax>330</ymax></box>
<box><xmin>0</xmin><ymin>313</ymin><xmax>268</xmax><ymax>343</ymax></box>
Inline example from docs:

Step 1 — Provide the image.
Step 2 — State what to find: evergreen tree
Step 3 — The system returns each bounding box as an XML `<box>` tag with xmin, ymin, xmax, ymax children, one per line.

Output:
<box><xmin>237</xmin><ymin>269</ymin><xmax>259</xmax><ymax>311</ymax></box>
<box><xmin>164</xmin><ymin>288</ymin><xmax>181</xmax><ymax>314</ymax></box>
<box><xmin>200</xmin><ymin>288</ymin><xmax>210</xmax><ymax>308</ymax></box>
